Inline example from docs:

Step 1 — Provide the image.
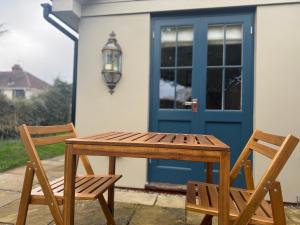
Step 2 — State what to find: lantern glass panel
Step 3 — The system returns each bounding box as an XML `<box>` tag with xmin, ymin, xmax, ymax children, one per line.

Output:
<box><xmin>113</xmin><ymin>51</ymin><xmax>121</xmax><ymax>72</ymax></box>
<box><xmin>113</xmin><ymin>73</ymin><xmax>121</xmax><ymax>83</ymax></box>
<box><xmin>103</xmin><ymin>73</ymin><xmax>112</xmax><ymax>83</ymax></box>
<box><xmin>103</xmin><ymin>50</ymin><xmax>113</xmax><ymax>71</ymax></box>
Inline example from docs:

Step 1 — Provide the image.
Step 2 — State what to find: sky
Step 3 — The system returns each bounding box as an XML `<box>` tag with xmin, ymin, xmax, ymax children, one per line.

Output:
<box><xmin>0</xmin><ymin>0</ymin><xmax>74</xmax><ymax>84</ymax></box>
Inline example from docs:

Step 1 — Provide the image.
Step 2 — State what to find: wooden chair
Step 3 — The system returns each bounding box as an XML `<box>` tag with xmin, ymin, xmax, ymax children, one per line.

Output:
<box><xmin>186</xmin><ymin>129</ymin><xmax>299</xmax><ymax>225</ymax></box>
<box><xmin>16</xmin><ymin>123</ymin><xmax>122</xmax><ymax>225</ymax></box>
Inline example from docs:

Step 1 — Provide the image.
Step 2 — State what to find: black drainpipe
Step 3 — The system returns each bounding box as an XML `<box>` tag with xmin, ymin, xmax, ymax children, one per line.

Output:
<box><xmin>41</xmin><ymin>3</ymin><xmax>78</xmax><ymax>125</ymax></box>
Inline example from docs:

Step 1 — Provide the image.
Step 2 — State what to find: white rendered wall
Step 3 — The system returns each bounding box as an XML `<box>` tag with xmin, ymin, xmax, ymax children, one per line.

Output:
<box><xmin>76</xmin><ymin>13</ymin><xmax>151</xmax><ymax>188</ymax></box>
<box><xmin>254</xmin><ymin>3</ymin><xmax>300</xmax><ymax>203</ymax></box>
<box><xmin>2</xmin><ymin>89</ymin><xmax>13</xmax><ymax>99</ymax></box>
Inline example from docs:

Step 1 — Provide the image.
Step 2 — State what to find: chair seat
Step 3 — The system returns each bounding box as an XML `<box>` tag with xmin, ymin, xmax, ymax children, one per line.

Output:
<box><xmin>31</xmin><ymin>174</ymin><xmax>122</xmax><ymax>204</ymax></box>
<box><xmin>186</xmin><ymin>181</ymin><xmax>274</xmax><ymax>225</ymax></box>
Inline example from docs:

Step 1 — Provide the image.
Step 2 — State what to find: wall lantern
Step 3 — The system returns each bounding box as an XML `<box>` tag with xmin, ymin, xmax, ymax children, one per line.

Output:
<box><xmin>102</xmin><ymin>31</ymin><xmax>122</xmax><ymax>94</ymax></box>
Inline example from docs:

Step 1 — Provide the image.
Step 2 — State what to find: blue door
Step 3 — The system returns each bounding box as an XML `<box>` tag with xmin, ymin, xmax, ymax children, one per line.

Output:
<box><xmin>149</xmin><ymin>10</ymin><xmax>254</xmax><ymax>186</ymax></box>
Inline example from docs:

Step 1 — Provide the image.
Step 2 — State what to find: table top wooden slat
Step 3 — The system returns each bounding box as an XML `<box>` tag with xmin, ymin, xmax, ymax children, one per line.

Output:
<box><xmin>132</xmin><ymin>133</ymin><xmax>156</xmax><ymax>142</ymax></box>
<box><xmin>67</xmin><ymin>132</ymin><xmax>229</xmax><ymax>151</ymax></box>
<box><xmin>196</xmin><ymin>135</ymin><xmax>212</xmax><ymax>145</ymax></box>
<box><xmin>104</xmin><ymin>132</ymin><xmax>133</xmax><ymax>140</ymax></box>
<box><xmin>80</xmin><ymin>132</ymin><xmax>119</xmax><ymax>140</ymax></box>
<box><xmin>160</xmin><ymin>134</ymin><xmax>176</xmax><ymax>143</ymax></box>
<box><xmin>173</xmin><ymin>134</ymin><xmax>186</xmax><ymax>144</ymax></box>
<box><xmin>186</xmin><ymin>134</ymin><xmax>197</xmax><ymax>144</ymax></box>
<box><xmin>146</xmin><ymin>133</ymin><xmax>166</xmax><ymax>143</ymax></box>
<box><xmin>109</xmin><ymin>132</ymin><xmax>140</xmax><ymax>141</ymax></box>
<box><xmin>121</xmin><ymin>133</ymin><xmax>149</xmax><ymax>142</ymax></box>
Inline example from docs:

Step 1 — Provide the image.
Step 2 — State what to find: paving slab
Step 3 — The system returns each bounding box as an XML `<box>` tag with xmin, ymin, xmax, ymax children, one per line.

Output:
<box><xmin>74</xmin><ymin>201</ymin><xmax>137</xmax><ymax>225</ymax></box>
<box><xmin>186</xmin><ymin>211</ymin><xmax>218</xmax><ymax>225</ymax></box>
<box><xmin>130</xmin><ymin>205</ymin><xmax>186</xmax><ymax>225</ymax></box>
<box><xmin>155</xmin><ymin>193</ymin><xmax>185</xmax><ymax>209</ymax></box>
<box><xmin>42</xmin><ymin>159</ymin><xmax>65</xmax><ymax>168</ymax></box>
<box><xmin>46</xmin><ymin>156</ymin><xmax>64</xmax><ymax>162</ymax></box>
<box><xmin>0</xmin><ymin>173</ymin><xmax>29</xmax><ymax>192</ymax></box>
<box><xmin>4</xmin><ymin>166</ymin><xmax>26</xmax><ymax>175</ymax></box>
<box><xmin>286</xmin><ymin>208</ymin><xmax>300</xmax><ymax>224</ymax></box>
<box><xmin>47</xmin><ymin>201</ymin><xmax>137</xmax><ymax>225</ymax></box>
<box><xmin>45</xmin><ymin>169</ymin><xmax>64</xmax><ymax>181</ymax></box>
<box><xmin>0</xmin><ymin>199</ymin><xmax>54</xmax><ymax>225</ymax></box>
<box><xmin>115</xmin><ymin>189</ymin><xmax>158</xmax><ymax>206</ymax></box>
<box><xmin>0</xmin><ymin>190</ymin><xmax>20</xmax><ymax>208</ymax></box>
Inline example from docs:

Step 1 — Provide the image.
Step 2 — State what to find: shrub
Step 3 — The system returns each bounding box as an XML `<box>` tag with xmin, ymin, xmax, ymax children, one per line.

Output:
<box><xmin>0</xmin><ymin>92</ymin><xmax>16</xmax><ymax>138</ymax></box>
<box><xmin>0</xmin><ymin>78</ymin><xmax>72</xmax><ymax>138</ymax></box>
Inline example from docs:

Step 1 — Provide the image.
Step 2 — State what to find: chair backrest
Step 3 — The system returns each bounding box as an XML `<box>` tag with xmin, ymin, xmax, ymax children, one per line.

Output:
<box><xmin>230</xmin><ymin>129</ymin><xmax>299</xmax><ymax>224</ymax></box>
<box><xmin>18</xmin><ymin>123</ymin><xmax>94</xmax><ymax>177</ymax></box>
<box><xmin>24</xmin><ymin>123</ymin><xmax>77</xmax><ymax>147</ymax></box>
<box><xmin>19</xmin><ymin>123</ymin><xmax>76</xmax><ymax>167</ymax></box>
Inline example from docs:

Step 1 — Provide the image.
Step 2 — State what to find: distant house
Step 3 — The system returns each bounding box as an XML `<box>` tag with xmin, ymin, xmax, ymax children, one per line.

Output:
<box><xmin>0</xmin><ymin>64</ymin><xmax>49</xmax><ymax>99</ymax></box>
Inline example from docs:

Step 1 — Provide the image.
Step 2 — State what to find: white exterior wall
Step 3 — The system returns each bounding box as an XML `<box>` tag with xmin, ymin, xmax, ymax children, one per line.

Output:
<box><xmin>0</xmin><ymin>88</ymin><xmax>42</xmax><ymax>99</ymax></box>
<box><xmin>76</xmin><ymin>14</ymin><xmax>150</xmax><ymax>188</ymax></box>
<box><xmin>254</xmin><ymin>3</ymin><xmax>300</xmax><ymax>203</ymax></box>
<box><xmin>73</xmin><ymin>2</ymin><xmax>300</xmax><ymax>201</ymax></box>
<box><xmin>24</xmin><ymin>88</ymin><xmax>41</xmax><ymax>99</ymax></box>
<box><xmin>2</xmin><ymin>89</ymin><xmax>13</xmax><ymax>99</ymax></box>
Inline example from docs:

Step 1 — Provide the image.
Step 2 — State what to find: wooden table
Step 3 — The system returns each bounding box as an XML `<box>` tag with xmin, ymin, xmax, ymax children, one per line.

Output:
<box><xmin>64</xmin><ymin>132</ymin><xmax>230</xmax><ymax>225</ymax></box>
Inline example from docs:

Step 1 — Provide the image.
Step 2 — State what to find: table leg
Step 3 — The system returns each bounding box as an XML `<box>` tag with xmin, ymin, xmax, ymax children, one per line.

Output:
<box><xmin>64</xmin><ymin>144</ymin><xmax>77</xmax><ymax>225</ymax></box>
<box><xmin>206</xmin><ymin>162</ymin><xmax>213</xmax><ymax>183</ymax></box>
<box><xmin>218</xmin><ymin>152</ymin><xmax>230</xmax><ymax>225</ymax></box>
<box><xmin>108</xmin><ymin>157</ymin><xmax>116</xmax><ymax>217</ymax></box>
<box><xmin>202</xmin><ymin>162</ymin><xmax>214</xmax><ymax>225</ymax></box>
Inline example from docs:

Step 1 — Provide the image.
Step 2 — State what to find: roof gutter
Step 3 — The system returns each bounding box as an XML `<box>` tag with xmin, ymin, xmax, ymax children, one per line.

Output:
<box><xmin>41</xmin><ymin>3</ymin><xmax>78</xmax><ymax>125</ymax></box>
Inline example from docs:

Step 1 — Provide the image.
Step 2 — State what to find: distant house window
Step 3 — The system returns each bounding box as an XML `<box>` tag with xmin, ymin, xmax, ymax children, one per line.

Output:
<box><xmin>13</xmin><ymin>89</ymin><xmax>25</xmax><ymax>99</ymax></box>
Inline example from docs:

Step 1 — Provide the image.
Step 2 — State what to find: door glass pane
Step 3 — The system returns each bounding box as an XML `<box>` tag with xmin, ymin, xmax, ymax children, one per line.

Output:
<box><xmin>160</xmin><ymin>69</ymin><xmax>175</xmax><ymax>108</ymax></box>
<box><xmin>206</xmin><ymin>23</ymin><xmax>243</xmax><ymax>111</ymax></box>
<box><xmin>176</xmin><ymin>69</ymin><xmax>192</xmax><ymax>109</ymax></box>
<box><xmin>161</xmin><ymin>27</ymin><xmax>176</xmax><ymax>67</ymax></box>
<box><xmin>226</xmin><ymin>25</ymin><xmax>242</xmax><ymax>65</ymax></box>
<box><xmin>206</xmin><ymin>68</ymin><xmax>223</xmax><ymax>109</ymax></box>
<box><xmin>177</xmin><ymin>27</ymin><xmax>193</xmax><ymax>66</ymax></box>
<box><xmin>159</xmin><ymin>25</ymin><xmax>194</xmax><ymax>110</ymax></box>
<box><xmin>225</xmin><ymin>68</ymin><xmax>242</xmax><ymax>110</ymax></box>
<box><xmin>207</xmin><ymin>26</ymin><xmax>224</xmax><ymax>66</ymax></box>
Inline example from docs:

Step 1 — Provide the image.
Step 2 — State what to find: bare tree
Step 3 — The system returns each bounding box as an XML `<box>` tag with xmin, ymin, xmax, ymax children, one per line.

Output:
<box><xmin>0</xmin><ymin>24</ymin><xmax>8</xmax><ymax>36</ymax></box>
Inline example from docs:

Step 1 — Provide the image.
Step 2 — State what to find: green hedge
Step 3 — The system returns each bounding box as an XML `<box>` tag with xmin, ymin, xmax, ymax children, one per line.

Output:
<box><xmin>0</xmin><ymin>79</ymin><xmax>72</xmax><ymax>138</ymax></box>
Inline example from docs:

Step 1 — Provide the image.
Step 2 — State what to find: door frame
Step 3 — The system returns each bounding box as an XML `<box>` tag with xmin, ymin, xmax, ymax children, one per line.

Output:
<box><xmin>148</xmin><ymin>8</ymin><xmax>255</xmax><ymax>184</ymax></box>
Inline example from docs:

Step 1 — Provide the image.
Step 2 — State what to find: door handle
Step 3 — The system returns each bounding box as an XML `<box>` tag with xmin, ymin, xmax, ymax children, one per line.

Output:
<box><xmin>184</xmin><ymin>98</ymin><xmax>198</xmax><ymax>112</ymax></box>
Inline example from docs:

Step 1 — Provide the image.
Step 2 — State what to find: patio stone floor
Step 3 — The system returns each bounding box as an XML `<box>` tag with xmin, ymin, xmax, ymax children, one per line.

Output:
<box><xmin>0</xmin><ymin>156</ymin><xmax>299</xmax><ymax>225</ymax></box>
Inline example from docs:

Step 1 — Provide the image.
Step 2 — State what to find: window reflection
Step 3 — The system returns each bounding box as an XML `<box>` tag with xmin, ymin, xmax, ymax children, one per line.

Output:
<box><xmin>206</xmin><ymin>69</ymin><xmax>223</xmax><ymax>109</ymax></box>
<box><xmin>226</xmin><ymin>25</ymin><xmax>242</xmax><ymax>65</ymax></box>
<box><xmin>176</xmin><ymin>69</ymin><xmax>192</xmax><ymax>109</ymax></box>
<box><xmin>161</xmin><ymin>27</ymin><xmax>176</xmax><ymax>67</ymax></box>
<box><xmin>207</xmin><ymin>26</ymin><xmax>224</xmax><ymax>66</ymax></box>
<box><xmin>160</xmin><ymin>69</ymin><xmax>175</xmax><ymax>109</ymax></box>
<box><xmin>177</xmin><ymin>27</ymin><xmax>193</xmax><ymax>66</ymax></box>
<box><xmin>225</xmin><ymin>68</ymin><xmax>241</xmax><ymax>110</ymax></box>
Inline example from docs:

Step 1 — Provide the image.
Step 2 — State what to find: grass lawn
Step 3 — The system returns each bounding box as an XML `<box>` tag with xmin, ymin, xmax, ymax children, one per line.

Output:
<box><xmin>0</xmin><ymin>139</ymin><xmax>65</xmax><ymax>172</ymax></box>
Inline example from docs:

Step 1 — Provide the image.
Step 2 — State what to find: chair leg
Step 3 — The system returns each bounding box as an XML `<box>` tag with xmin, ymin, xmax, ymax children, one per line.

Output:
<box><xmin>269</xmin><ymin>182</ymin><xmax>287</xmax><ymax>225</ymax></box>
<box><xmin>16</xmin><ymin>163</ymin><xmax>34</xmax><ymax>225</ymax></box>
<box><xmin>200</xmin><ymin>215</ymin><xmax>213</xmax><ymax>225</ymax></box>
<box><xmin>98</xmin><ymin>195</ymin><xmax>116</xmax><ymax>225</ymax></box>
